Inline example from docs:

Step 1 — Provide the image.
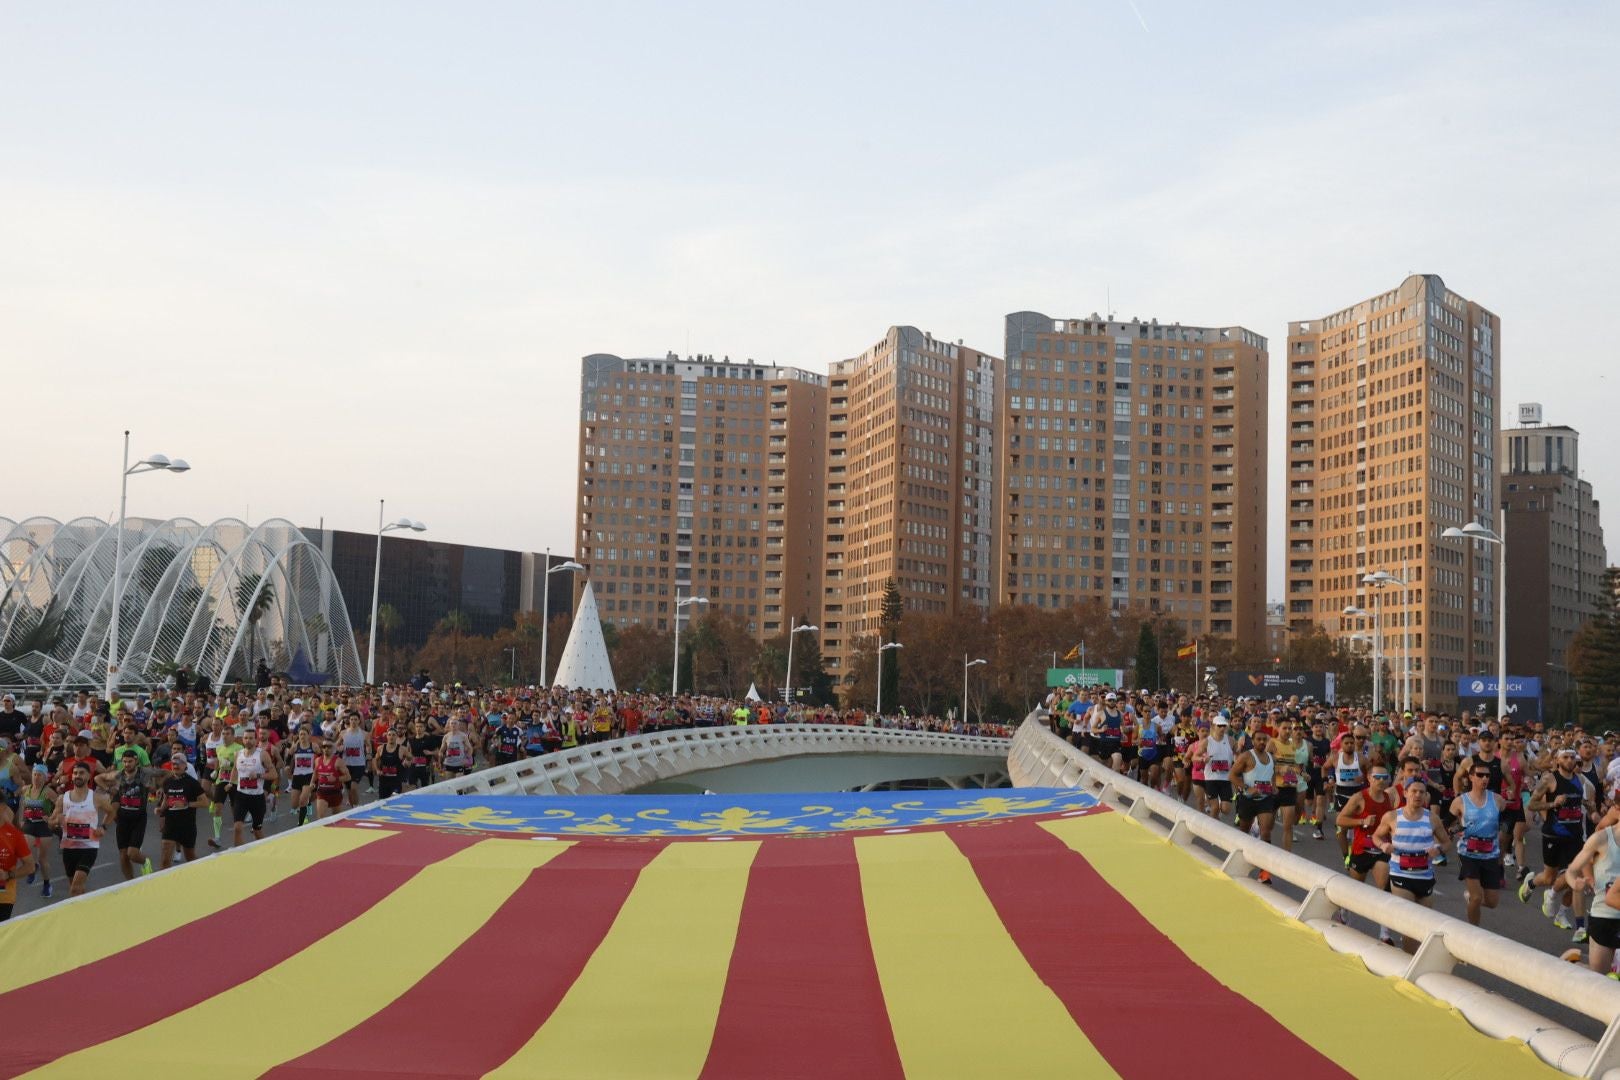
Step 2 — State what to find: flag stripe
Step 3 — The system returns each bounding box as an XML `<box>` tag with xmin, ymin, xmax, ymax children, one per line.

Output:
<box><xmin>699</xmin><ymin>836</ymin><xmax>903</xmax><ymax>1080</ymax></box>
<box><xmin>485</xmin><ymin>840</ymin><xmax>760</xmax><ymax>1080</ymax></box>
<box><xmin>951</xmin><ymin>818</ymin><xmax>1349</xmax><ymax>1079</ymax></box>
<box><xmin>855</xmin><ymin>830</ymin><xmax>1119</xmax><ymax>1080</ymax></box>
<box><xmin>1045</xmin><ymin>814</ymin><xmax>1564</xmax><ymax>1078</ymax></box>
<box><xmin>0</xmin><ymin>827</ymin><xmax>471</xmax><ymax>1078</ymax></box>
<box><xmin>0</xmin><ymin>824</ymin><xmax>389</xmax><ymax>998</ymax></box>
<box><xmin>263</xmin><ymin>840</ymin><xmax>661</xmax><ymax>1080</ymax></box>
<box><xmin>21</xmin><ymin>838</ymin><xmax>570</xmax><ymax>1079</ymax></box>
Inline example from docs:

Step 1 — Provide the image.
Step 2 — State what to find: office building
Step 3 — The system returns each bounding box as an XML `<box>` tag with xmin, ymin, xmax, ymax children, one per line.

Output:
<box><xmin>820</xmin><ymin>327</ymin><xmax>997</xmax><ymax>680</ymax></box>
<box><xmin>576</xmin><ymin>353</ymin><xmax>826</xmax><ymax>638</ymax></box>
<box><xmin>1284</xmin><ymin>274</ymin><xmax>1501</xmax><ymax>711</ymax></box>
<box><xmin>998</xmin><ymin>312</ymin><xmax>1269</xmax><ymax>647</ymax></box>
<box><xmin>1501</xmin><ymin>411</ymin><xmax>1607</xmax><ymax>700</ymax></box>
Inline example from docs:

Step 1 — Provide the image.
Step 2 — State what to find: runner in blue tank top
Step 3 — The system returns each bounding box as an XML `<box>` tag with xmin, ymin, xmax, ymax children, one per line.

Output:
<box><xmin>1375</xmin><ymin>772</ymin><xmax>1450</xmax><ymax>954</ymax></box>
<box><xmin>1450</xmin><ymin>764</ymin><xmax>1507</xmax><ymax>927</ymax></box>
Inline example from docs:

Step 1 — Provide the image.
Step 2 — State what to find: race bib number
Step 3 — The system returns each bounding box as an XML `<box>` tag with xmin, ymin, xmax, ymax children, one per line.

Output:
<box><xmin>1207</xmin><ymin>760</ymin><xmax>1230</xmax><ymax>776</ymax></box>
<box><xmin>237</xmin><ymin>775</ymin><xmax>262</xmax><ymax>794</ymax></box>
<box><xmin>64</xmin><ymin>822</ymin><xmax>92</xmax><ymax>841</ymax></box>
<box><xmin>1251</xmin><ymin>782</ymin><xmax>1275</xmax><ymax>797</ymax></box>
<box><xmin>1396</xmin><ymin>852</ymin><xmax>1430</xmax><ymax>872</ymax></box>
<box><xmin>1464</xmin><ymin>836</ymin><xmax>1495</xmax><ymax>855</ymax></box>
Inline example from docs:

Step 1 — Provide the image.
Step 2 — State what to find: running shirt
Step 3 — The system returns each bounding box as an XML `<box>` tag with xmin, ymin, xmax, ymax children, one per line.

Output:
<box><xmin>0</xmin><ymin>821</ymin><xmax>27</xmax><ymax>905</ymax></box>
<box><xmin>1334</xmin><ymin>751</ymin><xmax>1365</xmax><ymax>793</ymax></box>
<box><xmin>376</xmin><ymin>747</ymin><xmax>403</xmax><ymax>781</ymax></box>
<box><xmin>1419</xmin><ymin>736</ymin><xmax>1445</xmax><ymax>786</ymax></box>
<box><xmin>20</xmin><ymin>788</ymin><xmax>52</xmax><ymax>829</ymax></box>
<box><xmin>1241</xmin><ymin>751</ymin><xmax>1276</xmax><ymax>797</ymax></box>
<box><xmin>115</xmin><ymin>773</ymin><xmax>147</xmax><ymax>819</ymax></box>
<box><xmin>1459</xmin><ymin>791</ymin><xmax>1501</xmax><ymax>861</ymax></box>
<box><xmin>1390</xmin><ymin>810</ymin><xmax>1435</xmax><ymax>880</ymax></box>
<box><xmin>1350</xmin><ymin>789</ymin><xmax>1393</xmax><ymax>855</ymax></box>
<box><xmin>234</xmin><ymin>748</ymin><xmax>267</xmax><ymax>795</ymax></box>
<box><xmin>1502</xmin><ymin>755</ymin><xmax>1526</xmax><ymax>811</ymax></box>
<box><xmin>291</xmin><ymin>744</ymin><xmax>316</xmax><ymax>777</ymax></box>
<box><xmin>60</xmin><ymin>787</ymin><xmax>100</xmax><ymax>850</ymax></box>
<box><xmin>341</xmin><ymin>730</ymin><xmax>367</xmax><ymax>775</ymax></box>
<box><xmin>203</xmin><ymin>733</ymin><xmax>224</xmax><ymax>777</ymax></box>
<box><xmin>314</xmin><ymin>756</ymin><xmax>343</xmax><ymax>795</ymax></box>
<box><xmin>1204</xmin><ymin>735</ymin><xmax>1233</xmax><ymax>779</ymax></box>
<box><xmin>1589</xmin><ymin>827</ymin><xmax>1620</xmax><ymax>921</ymax></box>
<box><xmin>442</xmin><ymin>733</ymin><xmax>472</xmax><ymax>770</ymax></box>
<box><xmin>1543</xmin><ymin>773</ymin><xmax>1588</xmax><ymax>841</ymax></box>
<box><xmin>162</xmin><ymin>773</ymin><xmax>204</xmax><ymax>825</ymax></box>
<box><xmin>173</xmin><ymin>722</ymin><xmax>200</xmax><ymax>765</ymax></box>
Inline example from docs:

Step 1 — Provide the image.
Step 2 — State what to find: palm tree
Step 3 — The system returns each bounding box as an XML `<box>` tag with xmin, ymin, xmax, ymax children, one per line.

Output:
<box><xmin>235</xmin><ymin>572</ymin><xmax>277</xmax><ymax>678</ymax></box>
<box><xmin>437</xmin><ymin>609</ymin><xmax>470</xmax><ymax>680</ymax></box>
<box><xmin>375</xmin><ymin>603</ymin><xmax>401</xmax><ymax>680</ymax></box>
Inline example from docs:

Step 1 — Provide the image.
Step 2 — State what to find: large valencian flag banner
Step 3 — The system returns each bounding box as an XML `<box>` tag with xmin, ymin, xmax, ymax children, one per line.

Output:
<box><xmin>0</xmin><ymin>789</ymin><xmax>1558</xmax><ymax>1078</ymax></box>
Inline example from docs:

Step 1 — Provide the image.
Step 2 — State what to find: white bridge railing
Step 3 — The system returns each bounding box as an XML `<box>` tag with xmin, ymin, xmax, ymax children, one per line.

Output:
<box><xmin>418</xmin><ymin>723</ymin><xmax>1013</xmax><ymax>798</ymax></box>
<box><xmin>1010</xmin><ymin>714</ymin><xmax>1620</xmax><ymax>1080</ymax></box>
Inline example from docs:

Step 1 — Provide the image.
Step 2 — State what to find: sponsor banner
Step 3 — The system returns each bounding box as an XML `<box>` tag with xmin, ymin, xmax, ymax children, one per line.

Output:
<box><xmin>1046</xmin><ymin>668</ymin><xmax>1126</xmax><ymax>689</ymax></box>
<box><xmin>1456</xmin><ymin>676</ymin><xmax>1541</xmax><ymax>699</ymax></box>
<box><xmin>1225</xmin><ymin>670</ymin><xmax>1334</xmax><ymax>704</ymax></box>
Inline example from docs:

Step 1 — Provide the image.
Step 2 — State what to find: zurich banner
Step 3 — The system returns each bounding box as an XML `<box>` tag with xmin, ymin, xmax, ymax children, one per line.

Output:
<box><xmin>1456</xmin><ymin>676</ymin><xmax>1544</xmax><ymax>722</ymax></box>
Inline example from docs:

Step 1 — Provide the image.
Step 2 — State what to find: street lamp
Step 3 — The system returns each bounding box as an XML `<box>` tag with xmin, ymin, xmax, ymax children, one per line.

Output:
<box><xmin>367</xmin><ymin>500</ymin><xmax>425</xmax><ymax>685</ymax></box>
<box><xmin>875</xmin><ymin>639</ymin><xmax>903</xmax><ymax>716</ymax></box>
<box><xmin>108</xmin><ymin>432</ymin><xmax>190</xmax><ymax>697</ymax></box>
<box><xmin>670</xmin><ymin>592</ymin><xmax>708</xmax><ymax>696</ymax></box>
<box><xmin>538</xmin><ymin>549</ymin><xmax>585</xmax><ymax>687</ymax></box>
<box><xmin>1442</xmin><ymin>516</ymin><xmax>1508</xmax><ymax>723</ymax></box>
<box><xmin>1343</xmin><ymin>605</ymin><xmax>1379</xmax><ymax>712</ymax></box>
<box><xmin>963</xmin><ymin>655</ymin><xmax>987</xmax><ymax>723</ymax></box>
<box><xmin>784</xmin><ymin>617</ymin><xmax>819</xmax><ymax>706</ymax></box>
<box><xmin>1364</xmin><ymin>568</ymin><xmax>1412</xmax><ymax>714</ymax></box>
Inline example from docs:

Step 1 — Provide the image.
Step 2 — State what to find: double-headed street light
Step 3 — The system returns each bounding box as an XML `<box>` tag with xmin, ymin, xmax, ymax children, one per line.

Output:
<box><xmin>1442</xmin><ymin>517</ymin><xmax>1508</xmax><ymax>723</ymax></box>
<box><xmin>1343</xmin><ymin>605</ymin><xmax>1379</xmax><ymax>712</ymax></box>
<box><xmin>671</xmin><ymin>592</ymin><xmax>708</xmax><ymax>696</ymax></box>
<box><xmin>875</xmin><ymin>639</ymin><xmax>903</xmax><ymax>716</ymax></box>
<box><xmin>538</xmin><ymin>549</ymin><xmax>585</xmax><ymax>687</ymax></box>
<box><xmin>108</xmin><ymin>432</ymin><xmax>191</xmax><ymax>697</ymax></box>
<box><xmin>367</xmin><ymin>500</ymin><xmax>426</xmax><ymax>685</ymax></box>
<box><xmin>784</xmin><ymin>617</ymin><xmax>819</xmax><ymax>706</ymax></box>
<box><xmin>1364</xmin><ymin>568</ymin><xmax>1412</xmax><ymax>714</ymax></box>
<box><xmin>963</xmin><ymin>655</ymin><xmax>988</xmax><ymax>723</ymax></box>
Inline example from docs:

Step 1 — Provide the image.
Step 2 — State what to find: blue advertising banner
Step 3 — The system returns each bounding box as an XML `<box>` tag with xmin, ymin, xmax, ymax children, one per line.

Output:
<box><xmin>1456</xmin><ymin>675</ymin><xmax>1544</xmax><ymax>721</ymax></box>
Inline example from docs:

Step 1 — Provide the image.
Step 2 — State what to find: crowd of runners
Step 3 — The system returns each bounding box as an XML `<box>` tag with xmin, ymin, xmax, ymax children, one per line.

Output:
<box><xmin>0</xmin><ymin>682</ymin><xmax>1006</xmax><ymax>917</ymax></box>
<box><xmin>1042</xmin><ymin>684</ymin><xmax>1620</xmax><ymax>974</ymax></box>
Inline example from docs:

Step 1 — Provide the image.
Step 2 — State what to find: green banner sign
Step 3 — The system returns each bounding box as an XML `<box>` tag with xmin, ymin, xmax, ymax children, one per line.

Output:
<box><xmin>1046</xmin><ymin>667</ymin><xmax>1122</xmax><ymax>689</ymax></box>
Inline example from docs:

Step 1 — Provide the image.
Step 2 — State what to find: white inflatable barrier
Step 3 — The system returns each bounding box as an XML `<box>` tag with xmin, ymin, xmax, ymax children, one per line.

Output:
<box><xmin>1010</xmin><ymin>713</ymin><xmax>1620</xmax><ymax>1080</ymax></box>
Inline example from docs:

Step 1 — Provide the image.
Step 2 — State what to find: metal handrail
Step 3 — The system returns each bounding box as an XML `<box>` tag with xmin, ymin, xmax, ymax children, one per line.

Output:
<box><xmin>1010</xmin><ymin>714</ymin><xmax>1620</xmax><ymax>1080</ymax></box>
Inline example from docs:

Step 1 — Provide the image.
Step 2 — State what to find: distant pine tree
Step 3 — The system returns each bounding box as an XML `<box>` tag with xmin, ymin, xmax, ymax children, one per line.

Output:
<box><xmin>1572</xmin><ymin>567</ymin><xmax>1620</xmax><ymax>730</ymax></box>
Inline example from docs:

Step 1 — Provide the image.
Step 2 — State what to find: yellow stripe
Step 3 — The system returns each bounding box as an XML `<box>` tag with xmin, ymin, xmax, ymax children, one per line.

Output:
<box><xmin>855</xmin><ymin>831</ymin><xmax>1118</xmax><ymax>1079</ymax></box>
<box><xmin>1045</xmin><ymin>813</ymin><xmax>1562</xmax><ymax>1078</ymax></box>
<box><xmin>25</xmin><ymin>838</ymin><xmax>570</xmax><ymax>1078</ymax></box>
<box><xmin>0</xmin><ymin>825</ymin><xmax>388</xmax><ymax>996</ymax></box>
<box><xmin>486</xmin><ymin>840</ymin><xmax>759</xmax><ymax>1080</ymax></box>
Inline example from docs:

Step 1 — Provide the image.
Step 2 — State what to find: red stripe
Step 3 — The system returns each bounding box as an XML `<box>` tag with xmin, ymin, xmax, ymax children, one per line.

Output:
<box><xmin>700</xmin><ymin>835</ymin><xmax>903</xmax><ymax>1080</ymax></box>
<box><xmin>950</xmin><ymin>819</ymin><xmax>1351</xmax><ymax>1080</ymax></box>
<box><xmin>0</xmin><ymin>827</ymin><xmax>474</xmax><ymax>1078</ymax></box>
<box><xmin>264</xmin><ymin>839</ymin><xmax>662</xmax><ymax>1079</ymax></box>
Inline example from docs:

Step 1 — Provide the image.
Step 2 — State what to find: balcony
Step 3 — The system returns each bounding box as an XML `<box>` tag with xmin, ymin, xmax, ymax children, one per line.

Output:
<box><xmin>1213</xmin><ymin>367</ymin><xmax>1235</xmax><ymax>381</ymax></box>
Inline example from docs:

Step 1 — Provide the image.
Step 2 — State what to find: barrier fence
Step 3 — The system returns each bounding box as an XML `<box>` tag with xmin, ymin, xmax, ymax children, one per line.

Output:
<box><xmin>1010</xmin><ymin>712</ymin><xmax>1620</xmax><ymax>1080</ymax></box>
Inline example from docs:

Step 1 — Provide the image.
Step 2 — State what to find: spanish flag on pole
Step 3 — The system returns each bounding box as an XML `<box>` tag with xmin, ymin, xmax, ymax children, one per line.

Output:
<box><xmin>1176</xmin><ymin>640</ymin><xmax>1197</xmax><ymax>660</ymax></box>
<box><xmin>1061</xmin><ymin>644</ymin><xmax>1080</xmax><ymax>661</ymax></box>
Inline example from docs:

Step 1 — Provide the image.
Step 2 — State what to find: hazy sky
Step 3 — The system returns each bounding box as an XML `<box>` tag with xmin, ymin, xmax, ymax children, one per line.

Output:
<box><xmin>5</xmin><ymin>3</ymin><xmax>1616</xmax><ymax>598</ymax></box>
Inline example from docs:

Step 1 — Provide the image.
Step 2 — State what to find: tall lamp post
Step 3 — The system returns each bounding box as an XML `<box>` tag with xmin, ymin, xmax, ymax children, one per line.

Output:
<box><xmin>538</xmin><ymin>549</ymin><xmax>585</xmax><ymax>687</ymax></box>
<box><xmin>108</xmin><ymin>432</ymin><xmax>190</xmax><ymax>697</ymax></box>
<box><xmin>670</xmin><ymin>592</ymin><xmax>708</xmax><ymax>696</ymax></box>
<box><xmin>1344</xmin><ymin>605</ymin><xmax>1379</xmax><ymax>712</ymax></box>
<box><xmin>367</xmin><ymin>500</ymin><xmax>425</xmax><ymax>685</ymax></box>
<box><xmin>963</xmin><ymin>655</ymin><xmax>987</xmax><ymax>723</ymax></box>
<box><xmin>784</xmin><ymin>617</ymin><xmax>819</xmax><ymax>705</ymax></box>
<box><xmin>875</xmin><ymin>639</ymin><xmax>903</xmax><ymax>716</ymax></box>
<box><xmin>1442</xmin><ymin>515</ymin><xmax>1508</xmax><ymax>722</ymax></box>
<box><xmin>1365</xmin><ymin>567</ymin><xmax>1412</xmax><ymax>714</ymax></box>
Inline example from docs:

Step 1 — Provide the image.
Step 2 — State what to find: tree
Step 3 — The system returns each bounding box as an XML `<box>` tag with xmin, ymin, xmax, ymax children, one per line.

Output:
<box><xmin>1572</xmin><ymin>567</ymin><xmax>1620</xmax><ymax>730</ymax></box>
<box><xmin>687</xmin><ymin>610</ymin><xmax>759</xmax><ymax>699</ymax></box>
<box><xmin>608</xmin><ymin>624</ymin><xmax>674</xmax><ymax>692</ymax></box>
<box><xmin>879</xmin><ymin>578</ymin><xmax>904</xmax><ymax>707</ymax></box>
<box><xmin>374</xmin><ymin>603</ymin><xmax>402</xmax><ymax>681</ymax></box>
<box><xmin>433</xmin><ymin>610</ymin><xmax>471</xmax><ymax>680</ymax></box>
<box><xmin>234</xmin><ymin>573</ymin><xmax>277</xmax><ymax>678</ymax></box>
<box><xmin>1134</xmin><ymin>622</ymin><xmax>1160</xmax><ymax>692</ymax></box>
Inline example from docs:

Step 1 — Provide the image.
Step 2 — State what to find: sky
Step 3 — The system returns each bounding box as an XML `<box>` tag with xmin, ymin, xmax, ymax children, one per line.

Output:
<box><xmin>4</xmin><ymin>2</ymin><xmax>1617</xmax><ymax>599</ymax></box>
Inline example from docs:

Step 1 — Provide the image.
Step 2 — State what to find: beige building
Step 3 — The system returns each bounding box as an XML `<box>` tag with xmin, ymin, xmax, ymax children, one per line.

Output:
<box><xmin>1284</xmin><ymin>274</ymin><xmax>1501</xmax><ymax>711</ymax></box>
<box><xmin>1501</xmin><ymin>417</ymin><xmax>1607</xmax><ymax>701</ymax></box>
<box><xmin>820</xmin><ymin>327</ymin><xmax>997</xmax><ymax>681</ymax></box>
<box><xmin>997</xmin><ymin>312</ymin><xmax>1268</xmax><ymax>647</ymax></box>
<box><xmin>576</xmin><ymin>353</ymin><xmax>826</xmax><ymax>638</ymax></box>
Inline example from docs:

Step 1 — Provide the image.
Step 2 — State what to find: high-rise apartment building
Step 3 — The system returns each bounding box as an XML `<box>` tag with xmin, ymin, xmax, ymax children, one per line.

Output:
<box><xmin>1501</xmin><ymin>413</ymin><xmax>1607</xmax><ymax>700</ymax></box>
<box><xmin>576</xmin><ymin>353</ymin><xmax>826</xmax><ymax>638</ymax></box>
<box><xmin>820</xmin><ymin>327</ymin><xmax>997</xmax><ymax>680</ymax></box>
<box><xmin>997</xmin><ymin>312</ymin><xmax>1268</xmax><ymax>646</ymax></box>
<box><xmin>1285</xmin><ymin>274</ymin><xmax>1501</xmax><ymax>711</ymax></box>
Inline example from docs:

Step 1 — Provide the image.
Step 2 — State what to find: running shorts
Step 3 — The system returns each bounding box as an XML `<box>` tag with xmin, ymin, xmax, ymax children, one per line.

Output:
<box><xmin>61</xmin><ymin>847</ymin><xmax>97</xmax><ymax>878</ymax></box>
<box><xmin>1389</xmin><ymin>874</ymin><xmax>1435</xmax><ymax>900</ymax></box>
<box><xmin>1202</xmin><ymin>779</ymin><xmax>1233</xmax><ymax>801</ymax></box>
<box><xmin>115</xmin><ymin>815</ymin><xmax>146</xmax><ymax>852</ymax></box>
<box><xmin>161</xmin><ymin>814</ymin><xmax>198</xmax><ymax>850</ymax></box>
<box><xmin>1588</xmin><ymin>917</ymin><xmax>1620</xmax><ymax>950</ymax></box>
<box><xmin>1349</xmin><ymin>850</ymin><xmax>1389</xmax><ymax>876</ymax></box>
<box><xmin>1458</xmin><ymin>855</ymin><xmax>1503</xmax><ymax>890</ymax></box>
<box><xmin>1543</xmin><ymin>835</ymin><xmax>1583</xmax><ymax>869</ymax></box>
<box><xmin>232</xmin><ymin>791</ymin><xmax>267</xmax><ymax>830</ymax></box>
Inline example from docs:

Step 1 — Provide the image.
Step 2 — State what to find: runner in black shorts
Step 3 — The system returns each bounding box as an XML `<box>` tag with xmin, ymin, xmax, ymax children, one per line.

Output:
<box><xmin>158</xmin><ymin>752</ymin><xmax>205</xmax><ymax>868</ymax></box>
<box><xmin>373</xmin><ymin>730</ymin><xmax>406</xmax><ymax>801</ymax></box>
<box><xmin>108</xmin><ymin>750</ymin><xmax>151</xmax><ymax>880</ymax></box>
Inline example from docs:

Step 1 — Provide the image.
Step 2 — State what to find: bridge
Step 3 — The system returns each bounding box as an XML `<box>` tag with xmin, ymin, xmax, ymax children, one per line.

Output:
<box><xmin>0</xmin><ymin>719</ymin><xmax>1614</xmax><ymax>1078</ymax></box>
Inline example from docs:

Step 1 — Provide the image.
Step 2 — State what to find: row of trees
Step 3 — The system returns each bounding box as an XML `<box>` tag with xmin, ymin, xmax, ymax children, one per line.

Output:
<box><xmin>1571</xmin><ymin>567</ymin><xmax>1620</xmax><ymax>730</ymax></box>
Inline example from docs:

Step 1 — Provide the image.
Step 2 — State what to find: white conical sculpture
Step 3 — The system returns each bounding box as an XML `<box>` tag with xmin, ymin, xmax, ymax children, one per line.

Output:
<box><xmin>551</xmin><ymin>581</ymin><xmax>616</xmax><ymax>691</ymax></box>
<box><xmin>745</xmin><ymin>682</ymin><xmax>762</xmax><ymax>702</ymax></box>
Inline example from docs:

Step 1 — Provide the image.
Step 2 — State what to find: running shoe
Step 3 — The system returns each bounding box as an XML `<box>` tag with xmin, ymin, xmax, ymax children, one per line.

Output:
<box><xmin>1554</xmin><ymin>910</ymin><xmax>1574</xmax><ymax>931</ymax></box>
<box><xmin>41</xmin><ymin>880</ymin><xmax>52</xmax><ymax>898</ymax></box>
<box><xmin>1544</xmin><ymin>889</ymin><xmax>1559</xmax><ymax>919</ymax></box>
<box><xmin>1504</xmin><ymin>853</ymin><xmax>1516</xmax><ymax>869</ymax></box>
<box><xmin>1517</xmin><ymin>877</ymin><xmax>1534</xmax><ymax>903</ymax></box>
<box><xmin>141</xmin><ymin>858</ymin><xmax>153</xmax><ymax>876</ymax></box>
<box><xmin>1313</xmin><ymin>826</ymin><xmax>1325</xmax><ymax>840</ymax></box>
<box><xmin>1573</xmin><ymin>926</ymin><xmax>1590</xmax><ymax>943</ymax></box>
<box><xmin>24</xmin><ymin>871</ymin><xmax>34</xmax><ymax>885</ymax></box>
<box><xmin>1607</xmin><ymin>971</ymin><xmax>1618</xmax><ymax>981</ymax></box>
<box><xmin>1434</xmin><ymin>852</ymin><xmax>1447</xmax><ymax>867</ymax></box>
<box><xmin>1518</xmin><ymin>866</ymin><xmax>1531</xmax><ymax>882</ymax></box>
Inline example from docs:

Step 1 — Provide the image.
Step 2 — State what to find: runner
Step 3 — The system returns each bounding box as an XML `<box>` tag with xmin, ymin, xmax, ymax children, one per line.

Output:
<box><xmin>230</xmin><ymin>727</ymin><xmax>276</xmax><ymax>847</ymax></box>
<box><xmin>49</xmin><ymin>762</ymin><xmax>112</xmax><ymax>897</ymax></box>
<box><xmin>1231</xmin><ymin>729</ymin><xmax>1278</xmax><ymax>876</ymax></box>
<box><xmin>1336</xmin><ymin>764</ymin><xmax>1394</xmax><ymax>894</ymax></box>
<box><xmin>339</xmin><ymin>715</ymin><xmax>369</xmax><ymax>808</ymax></box>
<box><xmin>0</xmin><ymin>801</ymin><xmax>34</xmax><ymax>921</ymax></box>
<box><xmin>439</xmin><ymin>717</ymin><xmax>476</xmax><ymax>777</ymax></box>
<box><xmin>1499</xmin><ymin>732</ymin><xmax>1533</xmax><ymax>874</ymax></box>
<box><xmin>1568</xmin><ymin>812</ymin><xmax>1620</xmax><ymax>975</ymax></box>
<box><xmin>287</xmin><ymin>728</ymin><xmax>317</xmax><ymax>825</ymax></box>
<box><xmin>1088</xmin><ymin>692</ymin><xmax>1127</xmax><ymax>772</ymax></box>
<box><xmin>373</xmin><ymin>728</ymin><xmax>406</xmax><ymax>801</ymax></box>
<box><xmin>1271</xmin><ymin>718</ymin><xmax>1306</xmax><ymax>855</ymax></box>
<box><xmin>18</xmin><ymin>765</ymin><xmax>56</xmax><ymax>898</ymax></box>
<box><xmin>1375</xmin><ymin>772</ymin><xmax>1450</xmax><ymax>952</ymax></box>
<box><xmin>406</xmin><ymin>719</ymin><xmax>437</xmax><ymax>791</ymax></box>
<box><xmin>1332</xmin><ymin>731</ymin><xmax>1369</xmax><ymax>860</ymax></box>
<box><xmin>157</xmin><ymin>750</ymin><xmax>207</xmax><ymax>869</ymax></box>
<box><xmin>1451</xmin><ymin>761</ymin><xmax>1508</xmax><ymax>927</ymax></box>
<box><xmin>312</xmin><ymin>739</ymin><xmax>349</xmax><ymax>820</ymax></box>
<box><xmin>1522</xmin><ymin>746</ymin><xmax>1596</xmax><ymax>941</ymax></box>
<box><xmin>106</xmin><ymin>749</ymin><xmax>154</xmax><ymax>879</ymax></box>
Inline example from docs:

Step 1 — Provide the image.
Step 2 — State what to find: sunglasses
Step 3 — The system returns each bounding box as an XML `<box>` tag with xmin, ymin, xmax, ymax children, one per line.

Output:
<box><xmin>1472</xmin><ymin>771</ymin><xmax>1490</xmax><ymax>778</ymax></box>
<box><xmin>1369</xmin><ymin>773</ymin><xmax>1391</xmax><ymax>781</ymax></box>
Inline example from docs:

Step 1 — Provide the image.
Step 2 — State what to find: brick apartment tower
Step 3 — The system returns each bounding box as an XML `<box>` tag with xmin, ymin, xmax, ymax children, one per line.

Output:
<box><xmin>1284</xmin><ymin>274</ymin><xmax>1501</xmax><ymax>712</ymax></box>
<box><xmin>576</xmin><ymin>353</ymin><xmax>826</xmax><ymax>639</ymax></box>
<box><xmin>820</xmin><ymin>327</ymin><xmax>997</xmax><ymax>686</ymax></box>
<box><xmin>998</xmin><ymin>312</ymin><xmax>1269</xmax><ymax>648</ymax></box>
<box><xmin>1501</xmin><ymin>416</ymin><xmax>1607</xmax><ymax>703</ymax></box>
